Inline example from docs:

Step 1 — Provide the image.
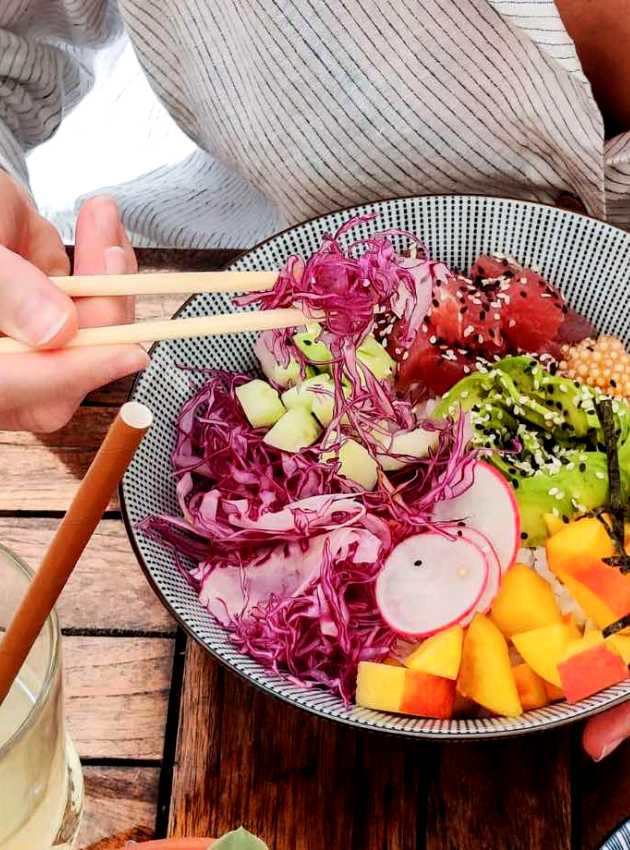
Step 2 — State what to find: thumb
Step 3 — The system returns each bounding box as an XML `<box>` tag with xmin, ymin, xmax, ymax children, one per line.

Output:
<box><xmin>583</xmin><ymin>702</ymin><xmax>630</xmax><ymax>761</ymax></box>
<box><xmin>0</xmin><ymin>245</ymin><xmax>78</xmax><ymax>348</ymax></box>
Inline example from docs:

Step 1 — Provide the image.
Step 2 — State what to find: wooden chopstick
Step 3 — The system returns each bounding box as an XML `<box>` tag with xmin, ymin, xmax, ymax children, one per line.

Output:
<box><xmin>0</xmin><ymin>307</ymin><xmax>307</xmax><ymax>353</ymax></box>
<box><xmin>0</xmin><ymin>402</ymin><xmax>153</xmax><ymax>706</ymax></box>
<box><xmin>52</xmin><ymin>269</ymin><xmax>277</xmax><ymax>297</ymax></box>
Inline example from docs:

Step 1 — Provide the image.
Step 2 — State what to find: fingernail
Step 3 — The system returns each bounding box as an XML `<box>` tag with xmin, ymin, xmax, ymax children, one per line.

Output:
<box><xmin>17</xmin><ymin>294</ymin><xmax>72</xmax><ymax>346</ymax></box>
<box><xmin>104</xmin><ymin>246</ymin><xmax>127</xmax><ymax>275</ymax></box>
<box><xmin>593</xmin><ymin>738</ymin><xmax>624</xmax><ymax>762</ymax></box>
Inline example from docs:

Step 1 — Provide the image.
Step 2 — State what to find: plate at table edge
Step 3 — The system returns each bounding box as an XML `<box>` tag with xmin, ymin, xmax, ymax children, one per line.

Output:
<box><xmin>120</xmin><ymin>193</ymin><xmax>630</xmax><ymax>740</ymax></box>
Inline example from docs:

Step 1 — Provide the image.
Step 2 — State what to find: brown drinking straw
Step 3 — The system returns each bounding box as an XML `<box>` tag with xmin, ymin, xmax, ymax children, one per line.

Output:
<box><xmin>0</xmin><ymin>401</ymin><xmax>153</xmax><ymax>705</ymax></box>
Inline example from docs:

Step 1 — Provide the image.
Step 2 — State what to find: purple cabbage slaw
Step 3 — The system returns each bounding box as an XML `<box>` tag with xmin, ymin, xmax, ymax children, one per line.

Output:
<box><xmin>141</xmin><ymin>217</ymin><xmax>475</xmax><ymax>701</ymax></box>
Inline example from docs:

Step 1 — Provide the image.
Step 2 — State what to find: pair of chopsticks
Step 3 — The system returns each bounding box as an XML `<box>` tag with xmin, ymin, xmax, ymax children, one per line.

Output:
<box><xmin>0</xmin><ymin>270</ymin><xmax>306</xmax><ymax>353</ymax></box>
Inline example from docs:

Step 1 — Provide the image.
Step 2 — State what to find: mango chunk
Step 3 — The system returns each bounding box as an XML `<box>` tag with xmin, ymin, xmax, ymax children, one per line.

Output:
<box><xmin>457</xmin><ymin>614</ymin><xmax>522</xmax><ymax>717</ymax></box>
<box><xmin>356</xmin><ymin>662</ymin><xmax>455</xmax><ymax>719</ymax></box>
<box><xmin>544</xmin><ymin>681</ymin><xmax>565</xmax><ymax>703</ymax></box>
<box><xmin>491</xmin><ymin>563</ymin><xmax>562</xmax><ymax>637</ymax></box>
<box><xmin>608</xmin><ymin>633</ymin><xmax>630</xmax><ymax>665</ymax></box>
<box><xmin>513</xmin><ymin>663</ymin><xmax>549</xmax><ymax>711</ymax></box>
<box><xmin>558</xmin><ymin>637</ymin><xmax>628</xmax><ymax>703</ymax></box>
<box><xmin>404</xmin><ymin>625</ymin><xmax>464</xmax><ymax>680</ymax></box>
<box><xmin>546</xmin><ymin>517</ymin><xmax>615</xmax><ymax>576</ymax></box>
<box><xmin>512</xmin><ymin>622</ymin><xmax>572</xmax><ymax>687</ymax></box>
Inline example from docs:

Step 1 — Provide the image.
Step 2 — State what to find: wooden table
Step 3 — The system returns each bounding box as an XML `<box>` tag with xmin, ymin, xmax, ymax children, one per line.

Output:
<box><xmin>2</xmin><ymin>247</ymin><xmax>629</xmax><ymax>850</ymax></box>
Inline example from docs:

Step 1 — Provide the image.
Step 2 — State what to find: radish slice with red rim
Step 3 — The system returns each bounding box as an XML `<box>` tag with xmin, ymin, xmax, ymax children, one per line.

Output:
<box><xmin>432</xmin><ymin>460</ymin><xmax>520</xmax><ymax>574</ymax></box>
<box><xmin>376</xmin><ymin>531</ymin><xmax>489</xmax><ymax>637</ymax></box>
<box><xmin>456</xmin><ymin>526</ymin><xmax>502</xmax><ymax>622</ymax></box>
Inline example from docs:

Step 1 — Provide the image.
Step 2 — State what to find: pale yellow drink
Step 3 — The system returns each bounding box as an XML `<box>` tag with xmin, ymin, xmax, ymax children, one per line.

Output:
<box><xmin>0</xmin><ymin>544</ymin><xmax>83</xmax><ymax>849</ymax></box>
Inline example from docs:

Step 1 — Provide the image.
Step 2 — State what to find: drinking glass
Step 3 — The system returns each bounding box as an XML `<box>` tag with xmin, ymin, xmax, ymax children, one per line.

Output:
<box><xmin>0</xmin><ymin>542</ymin><xmax>83</xmax><ymax>849</ymax></box>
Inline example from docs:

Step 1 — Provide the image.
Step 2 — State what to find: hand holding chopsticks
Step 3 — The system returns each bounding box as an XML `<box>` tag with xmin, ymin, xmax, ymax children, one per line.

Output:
<box><xmin>0</xmin><ymin>270</ymin><xmax>307</xmax><ymax>354</ymax></box>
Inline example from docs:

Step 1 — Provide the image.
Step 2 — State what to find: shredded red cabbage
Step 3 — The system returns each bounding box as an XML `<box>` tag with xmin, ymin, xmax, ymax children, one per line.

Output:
<box><xmin>141</xmin><ymin>215</ymin><xmax>476</xmax><ymax>702</ymax></box>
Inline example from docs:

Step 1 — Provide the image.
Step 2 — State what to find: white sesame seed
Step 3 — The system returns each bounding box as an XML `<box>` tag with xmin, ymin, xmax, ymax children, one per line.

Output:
<box><xmin>508</xmin><ymin>319</ymin><xmax>516</xmax><ymax>328</ymax></box>
<box><xmin>463</xmin><ymin>326</ymin><xmax>475</xmax><ymax>338</ymax></box>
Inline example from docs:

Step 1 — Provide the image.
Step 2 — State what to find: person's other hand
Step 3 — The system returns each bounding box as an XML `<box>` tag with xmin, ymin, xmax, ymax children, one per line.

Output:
<box><xmin>0</xmin><ymin>176</ymin><xmax>149</xmax><ymax>432</ymax></box>
<box><xmin>583</xmin><ymin>702</ymin><xmax>630</xmax><ymax>761</ymax></box>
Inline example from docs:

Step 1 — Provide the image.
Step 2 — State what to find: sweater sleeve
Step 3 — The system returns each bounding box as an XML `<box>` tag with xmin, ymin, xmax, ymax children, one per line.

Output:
<box><xmin>0</xmin><ymin>1</ymin><xmax>122</xmax><ymax>187</ymax></box>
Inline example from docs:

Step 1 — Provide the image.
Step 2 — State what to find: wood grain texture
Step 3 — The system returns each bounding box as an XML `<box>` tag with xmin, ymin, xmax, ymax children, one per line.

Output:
<box><xmin>0</xmin><ymin>517</ymin><xmax>173</xmax><ymax>632</ymax></box>
<box><xmin>425</xmin><ymin>730</ymin><xmax>573</xmax><ymax>850</ymax></box>
<box><xmin>168</xmin><ymin>641</ymin><xmax>429</xmax><ymax>849</ymax></box>
<box><xmin>576</xmin><ymin>742</ymin><xmax>630</xmax><ymax>850</ymax></box>
<box><xmin>64</xmin><ymin>636</ymin><xmax>173</xmax><ymax>759</ymax></box>
<box><xmin>78</xmin><ymin>766</ymin><xmax>159</xmax><ymax>850</ymax></box>
<box><xmin>0</xmin><ymin>407</ymin><xmax>117</xmax><ymax>510</ymax></box>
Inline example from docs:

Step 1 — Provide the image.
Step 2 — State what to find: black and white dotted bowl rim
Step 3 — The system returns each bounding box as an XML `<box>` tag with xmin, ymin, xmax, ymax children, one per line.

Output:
<box><xmin>121</xmin><ymin>195</ymin><xmax>630</xmax><ymax>740</ymax></box>
<box><xmin>600</xmin><ymin>819</ymin><xmax>630</xmax><ymax>850</ymax></box>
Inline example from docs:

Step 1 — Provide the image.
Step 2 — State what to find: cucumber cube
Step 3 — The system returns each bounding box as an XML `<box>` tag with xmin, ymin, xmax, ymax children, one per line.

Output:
<box><xmin>235</xmin><ymin>380</ymin><xmax>286</xmax><ymax>428</ymax></box>
<box><xmin>377</xmin><ymin>427</ymin><xmax>439</xmax><ymax>471</ymax></box>
<box><xmin>357</xmin><ymin>335</ymin><xmax>396</xmax><ymax>380</ymax></box>
<box><xmin>293</xmin><ymin>323</ymin><xmax>332</xmax><ymax>369</ymax></box>
<box><xmin>263</xmin><ymin>407</ymin><xmax>322</xmax><ymax>453</ymax></box>
<box><xmin>325</xmin><ymin>438</ymin><xmax>378</xmax><ymax>490</ymax></box>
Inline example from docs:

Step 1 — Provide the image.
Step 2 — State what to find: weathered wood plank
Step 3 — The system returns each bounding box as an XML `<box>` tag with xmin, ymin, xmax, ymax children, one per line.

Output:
<box><xmin>0</xmin><ymin>517</ymin><xmax>173</xmax><ymax>632</ymax></box>
<box><xmin>0</xmin><ymin>407</ymin><xmax>116</xmax><ymax>510</ymax></box>
<box><xmin>64</xmin><ymin>636</ymin><xmax>173</xmax><ymax>760</ymax></box>
<box><xmin>78</xmin><ymin>766</ymin><xmax>159</xmax><ymax>850</ymax></box>
<box><xmin>425</xmin><ymin>731</ymin><xmax>572</xmax><ymax>850</ymax></box>
<box><xmin>168</xmin><ymin>640</ymin><xmax>428</xmax><ymax>848</ymax></box>
<box><xmin>577</xmin><ymin>741</ymin><xmax>630</xmax><ymax>850</ymax></box>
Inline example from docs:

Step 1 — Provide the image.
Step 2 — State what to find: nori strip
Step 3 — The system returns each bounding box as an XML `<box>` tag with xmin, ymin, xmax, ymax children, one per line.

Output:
<box><xmin>603</xmin><ymin>614</ymin><xmax>630</xmax><ymax>638</ymax></box>
<box><xmin>596</xmin><ymin>398</ymin><xmax>627</xmax><ymax>552</ymax></box>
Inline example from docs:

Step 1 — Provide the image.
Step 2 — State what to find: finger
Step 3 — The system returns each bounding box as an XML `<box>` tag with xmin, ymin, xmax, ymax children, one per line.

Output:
<box><xmin>583</xmin><ymin>702</ymin><xmax>630</xmax><ymax>761</ymax></box>
<box><xmin>0</xmin><ymin>245</ymin><xmax>78</xmax><ymax>348</ymax></box>
<box><xmin>25</xmin><ymin>213</ymin><xmax>71</xmax><ymax>276</ymax></box>
<box><xmin>0</xmin><ymin>344</ymin><xmax>151</xmax><ymax>432</ymax></box>
<box><xmin>73</xmin><ymin>196</ymin><xmax>134</xmax><ymax>327</ymax></box>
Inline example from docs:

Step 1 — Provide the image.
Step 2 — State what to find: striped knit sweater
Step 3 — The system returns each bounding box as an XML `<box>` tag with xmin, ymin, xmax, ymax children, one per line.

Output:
<box><xmin>1</xmin><ymin>0</ymin><xmax>629</xmax><ymax>248</ymax></box>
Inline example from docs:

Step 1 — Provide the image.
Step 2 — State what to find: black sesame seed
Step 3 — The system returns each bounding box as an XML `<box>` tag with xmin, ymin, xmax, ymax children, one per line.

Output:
<box><xmin>562</xmin><ymin>515</ymin><xmax>570</xmax><ymax>523</ymax></box>
<box><xmin>432</xmin><ymin>298</ymin><xmax>439</xmax><ymax>308</ymax></box>
<box><xmin>520</xmin><ymin>531</ymin><xmax>528</xmax><ymax>539</ymax></box>
<box><xmin>479</xmin><ymin>310</ymin><xmax>487</xmax><ymax>320</ymax></box>
<box><xmin>414</xmin><ymin>559</ymin><xmax>423</xmax><ymax>566</ymax></box>
<box><xmin>579</xmin><ymin>462</ymin><xmax>586</xmax><ymax>472</ymax></box>
<box><xmin>520</xmin><ymin>290</ymin><xmax>527</xmax><ymax>298</ymax></box>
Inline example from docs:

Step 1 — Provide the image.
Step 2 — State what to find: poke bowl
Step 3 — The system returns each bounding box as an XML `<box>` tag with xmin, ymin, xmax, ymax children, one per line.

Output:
<box><xmin>121</xmin><ymin>195</ymin><xmax>630</xmax><ymax>740</ymax></box>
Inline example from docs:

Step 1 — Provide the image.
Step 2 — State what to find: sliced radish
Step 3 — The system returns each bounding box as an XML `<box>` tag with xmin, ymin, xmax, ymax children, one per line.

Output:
<box><xmin>456</xmin><ymin>526</ymin><xmax>502</xmax><ymax>621</ymax></box>
<box><xmin>376</xmin><ymin>532</ymin><xmax>489</xmax><ymax>637</ymax></box>
<box><xmin>432</xmin><ymin>460</ymin><xmax>520</xmax><ymax>574</ymax></box>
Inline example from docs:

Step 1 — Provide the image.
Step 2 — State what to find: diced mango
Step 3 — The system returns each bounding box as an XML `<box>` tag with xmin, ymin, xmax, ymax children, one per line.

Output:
<box><xmin>573</xmin><ymin>563</ymin><xmax>630</xmax><ymax>618</ymax></box>
<box><xmin>513</xmin><ymin>663</ymin><xmax>549</xmax><ymax>711</ymax></box>
<box><xmin>404</xmin><ymin>625</ymin><xmax>464</xmax><ymax>680</ymax></box>
<box><xmin>558</xmin><ymin>639</ymin><xmax>628</xmax><ymax>703</ymax></box>
<box><xmin>457</xmin><ymin>614</ymin><xmax>522</xmax><ymax>717</ymax></box>
<box><xmin>356</xmin><ymin>662</ymin><xmax>406</xmax><ymax>713</ymax></box>
<box><xmin>512</xmin><ymin>623</ymin><xmax>572</xmax><ymax>687</ymax></box>
<box><xmin>547</xmin><ymin>517</ymin><xmax>615</xmax><ymax>576</ymax></box>
<box><xmin>555</xmin><ymin>569</ymin><xmax>622</xmax><ymax>631</ymax></box>
<box><xmin>356</xmin><ymin>662</ymin><xmax>455</xmax><ymax>719</ymax></box>
<box><xmin>544</xmin><ymin>681</ymin><xmax>565</xmax><ymax>702</ymax></box>
<box><xmin>608</xmin><ymin>633</ymin><xmax>630</xmax><ymax>665</ymax></box>
<box><xmin>490</xmin><ymin>563</ymin><xmax>562</xmax><ymax>637</ymax></box>
<box><xmin>400</xmin><ymin>670</ymin><xmax>456</xmax><ymax>719</ymax></box>
<box><xmin>562</xmin><ymin>613</ymin><xmax>582</xmax><ymax>642</ymax></box>
<box><xmin>544</xmin><ymin>513</ymin><xmax>565</xmax><ymax>537</ymax></box>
